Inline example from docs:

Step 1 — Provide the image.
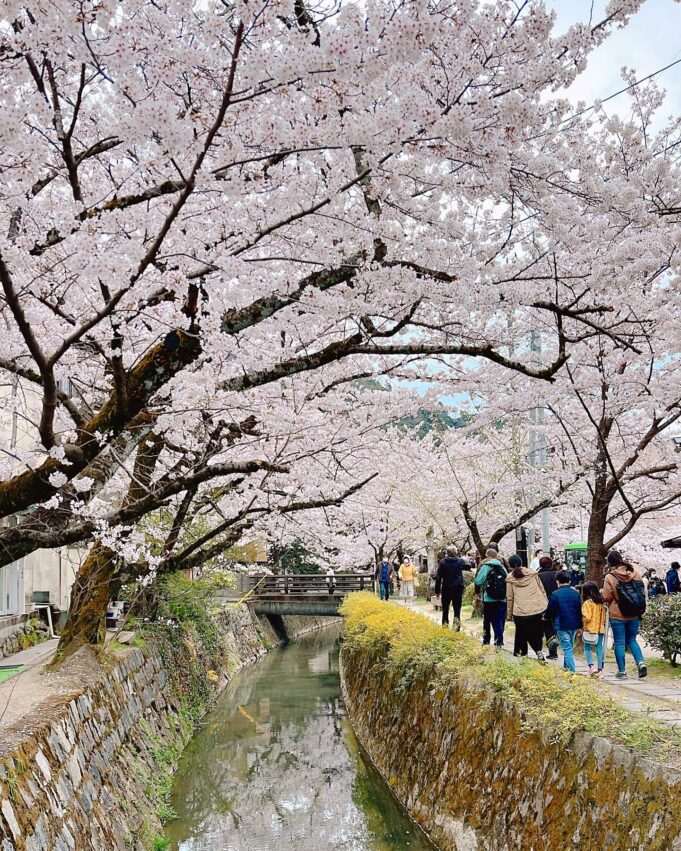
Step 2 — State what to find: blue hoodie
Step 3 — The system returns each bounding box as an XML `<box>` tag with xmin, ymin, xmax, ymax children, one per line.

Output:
<box><xmin>545</xmin><ymin>585</ymin><xmax>583</xmax><ymax>631</ymax></box>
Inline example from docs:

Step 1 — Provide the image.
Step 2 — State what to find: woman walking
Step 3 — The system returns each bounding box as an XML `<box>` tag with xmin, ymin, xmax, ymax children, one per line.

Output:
<box><xmin>581</xmin><ymin>581</ymin><xmax>607</xmax><ymax>677</ymax></box>
<box><xmin>602</xmin><ymin>550</ymin><xmax>647</xmax><ymax>680</ymax></box>
<box><xmin>506</xmin><ymin>555</ymin><xmax>548</xmax><ymax>662</ymax></box>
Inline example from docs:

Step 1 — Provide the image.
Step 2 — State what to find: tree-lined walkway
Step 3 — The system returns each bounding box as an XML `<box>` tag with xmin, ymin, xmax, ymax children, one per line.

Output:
<box><xmin>407</xmin><ymin>599</ymin><xmax>681</xmax><ymax>730</ymax></box>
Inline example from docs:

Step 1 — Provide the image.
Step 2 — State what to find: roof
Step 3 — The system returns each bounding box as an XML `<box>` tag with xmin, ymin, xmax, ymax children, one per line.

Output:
<box><xmin>661</xmin><ymin>535</ymin><xmax>681</xmax><ymax>549</ymax></box>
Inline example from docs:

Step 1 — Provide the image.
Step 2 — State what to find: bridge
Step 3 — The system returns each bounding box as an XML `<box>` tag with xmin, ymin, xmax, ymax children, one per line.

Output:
<box><xmin>244</xmin><ymin>573</ymin><xmax>375</xmax><ymax>616</ymax></box>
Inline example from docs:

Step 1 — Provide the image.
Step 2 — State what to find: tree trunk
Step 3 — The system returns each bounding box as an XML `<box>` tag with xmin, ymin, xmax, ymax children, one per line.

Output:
<box><xmin>585</xmin><ymin>493</ymin><xmax>609</xmax><ymax>584</ymax></box>
<box><xmin>52</xmin><ymin>433</ymin><xmax>163</xmax><ymax>667</ymax></box>
<box><xmin>50</xmin><ymin>543</ymin><xmax>116</xmax><ymax>666</ymax></box>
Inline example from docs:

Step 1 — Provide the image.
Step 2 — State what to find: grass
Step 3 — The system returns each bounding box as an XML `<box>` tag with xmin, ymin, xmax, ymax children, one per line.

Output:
<box><xmin>0</xmin><ymin>665</ymin><xmax>24</xmax><ymax>684</ymax></box>
<box><xmin>340</xmin><ymin>593</ymin><xmax>681</xmax><ymax>758</ymax></box>
<box><xmin>645</xmin><ymin>659</ymin><xmax>681</xmax><ymax>681</ymax></box>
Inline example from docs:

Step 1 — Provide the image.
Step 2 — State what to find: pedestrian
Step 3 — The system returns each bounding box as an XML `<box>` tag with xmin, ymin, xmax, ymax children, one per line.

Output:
<box><xmin>581</xmin><ymin>581</ymin><xmax>607</xmax><ymax>677</ymax></box>
<box><xmin>569</xmin><ymin>564</ymin><xmax>583</xmax><ymax>587</ymax></box>
<box><xmin>398</xmin><ymin>556</ymin><xmax>417</xmax><ymax>603</ymax></box>
<box><xmin>487</xmin><ymin>540</ymin><xmax>510</xmax><ymax>569</ymax></box>
<box><xmin>537</xmin><ymin>555</ymin><xmax>559</xmax><ymax>659</ymax></box>
<box><xmin>602</xmin><ymin>550</ymin><xmax>647</xmax><ymax>680</ymax></box>
<box><xmin>506</xmin><ymin>554</ymin><xmax>548</xmax><ymax>661</ymax></box>
<box><xmin>545</xmin><ymin>571</ymin><xmax>583</xmax><ymax>673</ymax></box>
<box><xmin>645</xmin><ymin>568</ymin><xmax>666</xmax><ymax>598</ymax></box>
<box><xmin>529</xmin><ymin>547</ymin><xmax>543</xmax><ymax>572</ymax></box>
<box><xmin>435</xmin><ymin>545</ymin><xmax>473</xmax><ymax>630</ymax></box>
<box><xmin>375</xmin><ymin>557</ymin><xmax>394</xmax><ymax>601</ymax></box>
<box><xmin>666</xmin><ymin>562</ymin><xmax>681</xmax><ymax>594</ymax></box>
<box><xmin>326</xmin><ymin>566</ymin><xmax>335</xmax><ymax>595</ymax></box>
<box><xmin>474</xmin><ymin>547</ymin><xmax>508</xmax><ymax>647</ymax></box>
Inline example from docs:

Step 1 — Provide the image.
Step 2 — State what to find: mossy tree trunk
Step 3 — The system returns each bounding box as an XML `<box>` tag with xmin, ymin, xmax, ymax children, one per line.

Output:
<box><xmin>52</xmin><ymin>434</ymin><xmax>164</xmax><ymax>667</ymax></box>
<box><xmin>51</xmin><ymin>544</ymin><xmax>117</xmax><ymax>665</ymax></box>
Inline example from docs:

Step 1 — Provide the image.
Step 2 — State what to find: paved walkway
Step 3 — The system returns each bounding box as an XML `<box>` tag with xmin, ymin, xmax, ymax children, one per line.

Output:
<box><xmin>0</xmin><ymin>639</ymin><xmax>62</xmax><ymax>730</ymax></box>
<box><xmin>0</xmin><ymin>631</ymin><xmax>135</xmax><ymax>737</ymax></box>
<box><xmin>403</xmin><ymin>599</ymin><xmax>681</xmax><ymax>729</ymax></box>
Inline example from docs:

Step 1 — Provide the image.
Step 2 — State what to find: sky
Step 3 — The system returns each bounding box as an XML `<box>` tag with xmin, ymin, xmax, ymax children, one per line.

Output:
<box><xmin>549</xmin><ymin>0</ymin><xmax>681</xmax><ymax>123</ymax></box>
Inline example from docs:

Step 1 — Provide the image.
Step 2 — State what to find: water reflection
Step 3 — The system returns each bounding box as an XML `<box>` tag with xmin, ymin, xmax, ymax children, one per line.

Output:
<box><xmin>166</xmin><ymin>627</ymin><xmax>434</xmax><ymax>851</ymax></box>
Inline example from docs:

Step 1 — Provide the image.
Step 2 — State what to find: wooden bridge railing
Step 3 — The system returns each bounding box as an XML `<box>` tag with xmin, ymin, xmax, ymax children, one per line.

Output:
<box><xmin>247</xmin><ymin>573</ymin><xmax>375</xmax><ymax>596</ymax></box>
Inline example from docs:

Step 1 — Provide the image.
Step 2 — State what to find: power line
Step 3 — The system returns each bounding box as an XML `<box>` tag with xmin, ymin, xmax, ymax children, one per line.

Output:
<box><xmin>559</xmin><ymin>56</ymin><xmax>681</xmax><ymax>125</ymax></box>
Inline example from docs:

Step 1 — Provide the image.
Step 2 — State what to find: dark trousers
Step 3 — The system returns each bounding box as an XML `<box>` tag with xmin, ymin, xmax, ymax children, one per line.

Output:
<box><xmin>483</xmin><ymin>601</ymin><xmax>507</xmax><ymax>646</ymax></box>
<box><xmin>513</xmin><ymin>614</ymin><xmax>544</xmax><ymax>656</ymax></box>
<box><xmin>543</xmin><ymin>618</ymin><xmax>558</xmax><ymax>657</ymax></box>
<box><xmin>441</xmin><ymin>585</ymin><xmax>464</xmax><ymax>626</ymax></box>
<box><xmin>379</xmin><ymin>580</ymin><xmax>391</xmax><ymax>600</ymax></box>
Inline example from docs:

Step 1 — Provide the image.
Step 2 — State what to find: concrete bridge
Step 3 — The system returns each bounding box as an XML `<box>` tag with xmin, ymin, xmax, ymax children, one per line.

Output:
<box><xmin>244</xmin><ymin>573</ymin><xmax>375</xmax><ymax>616</ymax></box>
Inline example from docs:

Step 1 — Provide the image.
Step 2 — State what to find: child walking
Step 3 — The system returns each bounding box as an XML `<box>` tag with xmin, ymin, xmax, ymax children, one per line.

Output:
<box><xmin>545</xmin><ymin>571</ymin><xmax>582</xmax><ymax>673</ymax></box>
<box><xmin>582</xmin><ymin>581</ymin><xmax>607</xmax><ymax>677</ymax></box>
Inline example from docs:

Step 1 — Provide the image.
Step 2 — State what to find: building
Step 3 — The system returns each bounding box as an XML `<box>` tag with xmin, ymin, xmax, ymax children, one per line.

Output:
<box><xmin>0</xmin><ymin>377</ymin><xmax>84</xmax><ymax>622</ymax></box>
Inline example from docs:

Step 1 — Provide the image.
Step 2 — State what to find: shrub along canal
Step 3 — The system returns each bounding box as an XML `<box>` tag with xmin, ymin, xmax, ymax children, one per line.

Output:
<box><xmin>165</xmin><ymin>625</ymin><xmax>433</xmax><ymax>850</ymax></box>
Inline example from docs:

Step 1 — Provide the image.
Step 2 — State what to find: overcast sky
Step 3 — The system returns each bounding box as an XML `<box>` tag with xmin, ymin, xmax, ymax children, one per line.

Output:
<box><xmin>550</xmin><ymin>0</ymin><xmax>681</xmax><ymax>124</ymax></box>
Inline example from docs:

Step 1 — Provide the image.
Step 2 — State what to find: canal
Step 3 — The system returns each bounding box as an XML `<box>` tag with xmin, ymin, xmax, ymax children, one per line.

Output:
<box><xmin>166</xmin><ymin>626</ymin><xmax>434</xmax><ymax>850</ymax></box>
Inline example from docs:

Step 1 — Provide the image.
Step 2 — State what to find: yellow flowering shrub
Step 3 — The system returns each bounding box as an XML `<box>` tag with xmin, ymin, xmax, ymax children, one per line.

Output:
<box><xmin>340</xmin><ymin>593</ymin><xmax>678</xmax><ymax>755</ymax></box>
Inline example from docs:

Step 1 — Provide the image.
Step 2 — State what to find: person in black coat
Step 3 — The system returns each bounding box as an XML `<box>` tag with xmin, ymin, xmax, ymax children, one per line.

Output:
<box><xmin>435</xmin><ymin>545</ymin><xmax>473</xmax><ymax>630</ymax></box>
<box><xmin>537</xmin><ymin>556</ymin><xmax>559</xmax><ymax>659</ymax></box>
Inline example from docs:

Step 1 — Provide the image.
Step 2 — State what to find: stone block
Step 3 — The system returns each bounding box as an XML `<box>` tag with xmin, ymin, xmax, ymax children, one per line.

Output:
<box><xmin>35</xmin><ymin>749</ymin><xmax>52</xmax><ymax>783</ymax></box>
<box><xmin>1</xmin><ymin>799</ymin><xmax>21</xmax><ymax>840</ymax></box>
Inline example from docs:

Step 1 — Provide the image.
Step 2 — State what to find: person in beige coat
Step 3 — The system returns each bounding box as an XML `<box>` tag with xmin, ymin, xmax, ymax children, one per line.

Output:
<box><xmin>506</xmin><ymin>555</ymin><xmax>548</xmax><ymax>661</ymax></box>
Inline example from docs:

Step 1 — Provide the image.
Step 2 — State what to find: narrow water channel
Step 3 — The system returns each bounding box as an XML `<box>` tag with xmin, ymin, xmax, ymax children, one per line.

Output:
<box><xmin>166</xmin><ymin>626</ymin><xmax>434</xmax><ymax>850</ymax></box>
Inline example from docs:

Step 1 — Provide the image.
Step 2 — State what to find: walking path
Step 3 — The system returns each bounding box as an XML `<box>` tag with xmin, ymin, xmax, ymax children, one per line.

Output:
<box><xmin>406</xmin><ymin>599</ymin><xmax>681</xmax><ymax>730</ymax></box>
<box><xmin>0</xmin><ymin>631</ymin><xmax>136</xmax><ymax>739</ymax></box>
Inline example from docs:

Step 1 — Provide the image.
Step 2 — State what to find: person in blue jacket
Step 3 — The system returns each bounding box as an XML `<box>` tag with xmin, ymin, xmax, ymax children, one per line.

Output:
<box><xmin>374</xmin><ymin>558</ymin><xmax>395</xmax><ymax>600</ymax></box>
<box><xmin>545</xmin><ymin>571</ymin><xmax>583</xmax><ymax>673</ymax></box>
<box><xmin>666</xmin><ymin>562</ymin><xmax>681</xmax><ymax>594</ymax></box>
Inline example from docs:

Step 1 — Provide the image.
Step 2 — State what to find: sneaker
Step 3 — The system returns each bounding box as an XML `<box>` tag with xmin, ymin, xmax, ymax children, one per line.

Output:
<box><xmin>638</xmin><ymin>662</ymin><xmax>648</xmax><ymax>679</ymax></box>
<box><xmin>588</xmin><ymin>664</ymin><xmax>595</xmax><ymax>675</ymax></box>
<box><xmin>536</xmin><ymin>651</ymin><xmax>546</xmax><ymax>664</ymax></box>
<box><xmin>615</xmin><ymin>671</ymin><xmax>628</xmax><ymax>680</ymax></box>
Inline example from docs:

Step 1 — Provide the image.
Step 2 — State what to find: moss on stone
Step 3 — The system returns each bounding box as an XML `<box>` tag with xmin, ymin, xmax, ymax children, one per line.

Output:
<box><xmin>341</xmin><ymin>593</ymin><xmax>681</xmax><ymax>850</ymax></box>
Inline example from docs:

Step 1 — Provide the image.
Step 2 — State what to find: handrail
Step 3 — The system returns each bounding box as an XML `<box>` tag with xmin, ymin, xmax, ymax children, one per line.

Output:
<box><xmin>233</xmin><ymin>574</ymin><xmax>268</xmax><ymax>607</ymax></box>
<box><xmin>246</xmin><ymin>572</ymin><xmax>375</xmax><ymax>596</ymax></box>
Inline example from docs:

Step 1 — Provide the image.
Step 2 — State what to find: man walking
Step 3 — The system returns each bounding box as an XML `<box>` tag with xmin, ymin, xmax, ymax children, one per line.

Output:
<box><xmin>537</xmin><ymin>556</ymin><xmax>560</xmax><ymax>659</ymax></box>
<box><xmin>435</xmin><ymin>546</ymin><xmax>473</xmax><ymax>630</ymax></box>
<box><xmin>375</xmin><ymin>558</ymin><xmax>394</xmax><ymax>601</ymax></box>
<box><xmin>474</xmin><ymin>547</ymin><xmax>507</xmax><ymax>646</ymax></box>
<box><xmin>666</xmin><ymin>562</ymin><xmax>681</xmax><ymax>594</ymax></box>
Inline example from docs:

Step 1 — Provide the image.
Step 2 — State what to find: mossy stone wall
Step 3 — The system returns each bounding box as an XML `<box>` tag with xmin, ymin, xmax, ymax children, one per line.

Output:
<box><xmin>0</xmin><ymin>606</ymin><xmax>330</xmax><ymax>850</ymax></box>
<box><xmin>341</xmin><ymin>648</ymin><xmax>681</xmax><ymax>851</ymax></box>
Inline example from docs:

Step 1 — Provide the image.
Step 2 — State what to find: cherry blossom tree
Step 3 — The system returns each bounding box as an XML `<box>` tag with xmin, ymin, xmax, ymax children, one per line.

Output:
<box><xmin>0</xmin><ymin>0</ymin><xmax>664</xmax><ymax>656</ymax></box>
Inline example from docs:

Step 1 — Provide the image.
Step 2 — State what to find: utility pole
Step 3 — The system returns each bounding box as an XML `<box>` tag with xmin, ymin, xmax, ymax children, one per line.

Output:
<box><xmin>529</xmin><ymin>330</ymin><xmax>550</xmax><ymax>555</ymax></box>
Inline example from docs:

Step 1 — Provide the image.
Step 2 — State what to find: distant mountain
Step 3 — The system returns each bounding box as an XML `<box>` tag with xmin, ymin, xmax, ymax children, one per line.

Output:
<box><xmin>398</xmin><ymin>408</ymin><xmax>471</xmax><ymax>439</ymax></box>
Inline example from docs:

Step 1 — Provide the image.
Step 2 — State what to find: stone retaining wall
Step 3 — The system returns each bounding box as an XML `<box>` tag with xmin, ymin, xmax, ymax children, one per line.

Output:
<box><xmin>0</xmin><ymin>606</ymin><xmax>331</xmax><ymax>850</ymax></box>
<box><xmin>340</xmin><ymin>648</ymin><xmax>681</xmax><ymax>851</ymax></box>
<box><xmin>0</xmin><ymin>616</ymin><xmax>50</xmax><ymax>660</ymax></box>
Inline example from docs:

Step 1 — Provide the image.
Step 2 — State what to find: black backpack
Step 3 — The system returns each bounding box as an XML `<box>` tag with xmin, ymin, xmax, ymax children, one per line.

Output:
<box><xmin>484</xmin><ymin>563</ymin><xmax>507</xmax><ymax>601</ymax></box>
<box><xmin>616</xmin><ymin>578</ymin><xmax>647</xmax><ymax>618</ymax></box>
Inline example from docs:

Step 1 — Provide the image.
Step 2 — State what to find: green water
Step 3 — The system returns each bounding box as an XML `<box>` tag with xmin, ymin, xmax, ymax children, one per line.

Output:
<box><xmin>166</xmin><ymin>628</ymin><xmax>434</xmax><ymax>851</ymax></box>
